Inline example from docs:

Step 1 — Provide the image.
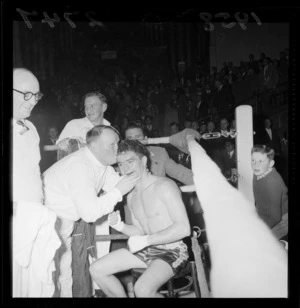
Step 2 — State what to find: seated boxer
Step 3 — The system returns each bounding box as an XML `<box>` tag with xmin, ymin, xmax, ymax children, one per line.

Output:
<box><xmin>90</xmin><ymin>140</ymin><xmax>191</xmax><ymax>297</ymax></box>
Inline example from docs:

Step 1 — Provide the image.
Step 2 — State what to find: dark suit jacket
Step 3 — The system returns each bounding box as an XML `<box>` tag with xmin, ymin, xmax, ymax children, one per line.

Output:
<box><xmin>148</xmin><ymin>145</ymin><xmax>193</xmax><ymax>185</ymax></box>
<box><xmin>254</xmin><ymin>128</ymin><xmax>281</xmax><ymax>154</ymax></box>
<box><xmin>212</xmin><ymin>85</ymin><xmax>235</xmax><ymax>110</ymax></box>
<box><xmin>219</xmin><ymin>149</ymin><xmax>237</xmax><ymax>177</ymax></box>
<box><xmin>258</xmin><ymin>64</ymin><xmax>279</xmax><ymax>90</ymax></box>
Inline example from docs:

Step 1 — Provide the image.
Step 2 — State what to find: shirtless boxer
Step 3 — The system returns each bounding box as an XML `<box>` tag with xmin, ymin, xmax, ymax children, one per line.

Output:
<box><xmin>89</xmin><ymin>139</ymin><xmax>191</xmax><ymax>297</ymax></box>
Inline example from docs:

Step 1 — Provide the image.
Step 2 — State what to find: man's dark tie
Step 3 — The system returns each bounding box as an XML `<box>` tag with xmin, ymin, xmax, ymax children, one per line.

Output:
<box><xmin>16</xmin><ymin>120</ymin><xmax>29</xmax><ymax>134</ymax></box>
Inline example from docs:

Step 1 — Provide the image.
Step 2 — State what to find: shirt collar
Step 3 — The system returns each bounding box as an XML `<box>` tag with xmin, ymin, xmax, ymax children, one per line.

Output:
<box><xmin>84</xmin><ymin>117</ymin><xmax>111</xmax><ymax>126</ymax></box>
<box><xmin>84</xmin><ymin>146</ymin><xmax>106</xmax><ymax>168</ymax></box>
<box><xmin>12</xmin><ymin>118</ymin><xmax>26</xmax><ymax>125</ymax></box>
<box><xmin>257</xmin><ymin>167</ymin><xmax>273</xmax><ymax>180</ymax></box>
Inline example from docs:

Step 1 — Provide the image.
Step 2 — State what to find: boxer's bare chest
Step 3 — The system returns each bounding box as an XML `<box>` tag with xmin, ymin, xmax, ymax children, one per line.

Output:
<box><xmin>128</xmin><ymin>178</ymin><xmax>165</xmax><ymax>222</ymax></box>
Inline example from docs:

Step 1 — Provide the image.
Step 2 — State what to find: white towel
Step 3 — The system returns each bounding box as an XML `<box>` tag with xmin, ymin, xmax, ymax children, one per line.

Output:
<box><xmin>13</xmin><ymin>200</ymin><xmax>61</xmax><ymax>297</ymax></box>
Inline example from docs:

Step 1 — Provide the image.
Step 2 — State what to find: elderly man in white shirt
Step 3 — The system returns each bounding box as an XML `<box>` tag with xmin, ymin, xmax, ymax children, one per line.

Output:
<box><xmin>56</xmin><ymin>91</ymin><xmax>110</xmax><ymax>151</ymax></box>
<box><xmin>12</xmin><ymin>68</ymin><xmax>44</xmax><ymax>205</ymax></box>
<box><xmin>12</xmin><ymin>68</ymin><xmax>61</xmax><ymax>297</ymax></box>
<box><xmin>43</xmin><ymin>125</ymin><xmax>140</xmax><ymax>297</ymax></box>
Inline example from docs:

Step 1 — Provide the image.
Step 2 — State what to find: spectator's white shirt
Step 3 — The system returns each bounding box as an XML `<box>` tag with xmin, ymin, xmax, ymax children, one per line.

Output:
<box><xmin>57</xmin><ymin>117</ymin><xmax>110</xmax><ymax>144</ymax></box>
<box><xmin>12</xmin><ymin>118</ymin><xmax>43</xmax><ymax>203</ymax></box>
<box><xmin>43</xmin><ymin>147</ymin><xmax>122</xmax><ymax>222</ymax></box>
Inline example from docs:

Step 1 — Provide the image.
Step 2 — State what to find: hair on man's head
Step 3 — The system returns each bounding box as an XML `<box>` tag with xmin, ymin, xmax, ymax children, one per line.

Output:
<box><xmin>251</xmin><ymin>144</ymin><xmax>275</xmax><ymax>160</ymax></box>
<box><xmin>86</xmin><ymin>125</ymin><xmax>120</xmax><ymax>145</ymax></box>
<box><xmin>126</xmin><ymin>121</ymin><xmax>145</xmax><ymax>135</ymax></box>
<box><xmin>117</xmin><ymin>139</ymin><xmax>151</xmax><ymax>171</ymax></box>
<box><xmin>83</xmin><ymin>91</ymin><xmax>107</xmax><ymax>104</ymax></box>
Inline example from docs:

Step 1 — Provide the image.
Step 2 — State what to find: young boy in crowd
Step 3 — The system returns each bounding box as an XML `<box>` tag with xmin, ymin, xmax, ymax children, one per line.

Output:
<box><xmin>251</xmin><ymin>145</ymin><xmax>288</xmax><ymax>243</ymax></box>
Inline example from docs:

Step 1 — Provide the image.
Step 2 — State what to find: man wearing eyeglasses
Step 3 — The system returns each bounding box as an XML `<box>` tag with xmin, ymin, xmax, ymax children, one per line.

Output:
<box><xmin>12</xmin><ymin>68</ymin><xmax>44</xmax><ymax>208</ymax></box>
<box><xmin>12</xmin><ymin>68</ymin><xmax>62</xmax><ymax>297</ymax></box>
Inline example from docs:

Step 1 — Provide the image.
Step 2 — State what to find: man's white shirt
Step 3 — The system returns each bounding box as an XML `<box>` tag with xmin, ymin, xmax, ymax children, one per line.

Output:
<box><xmin>12</xmin><ymin>119</ymin><xmax>43</xmax><ymax>203</ymax></box>
<box><xmin>57</xmin><ymin>117</ymin><xmax>111</xmax><ymax>144</ymax></box>
<box><xmin>43</xmin><ymin>146</ymin><xmax>122</xmax><ymax>222</ymax></box>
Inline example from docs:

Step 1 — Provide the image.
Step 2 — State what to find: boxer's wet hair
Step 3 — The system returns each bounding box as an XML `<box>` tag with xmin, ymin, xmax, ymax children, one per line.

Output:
<box><xmin>251</xmin><ymin>145</ymin><xmax>275</xmax><ymax>160</ymax></box>
<box><xmin>117</xmin><ymin>139</ymin><xmax>151</xmax><ymax>171</ymax></box>
<box><xmin>86</xmin><ymin>125</ymin><xmax>120</xmax><ymax>145</ymax></box>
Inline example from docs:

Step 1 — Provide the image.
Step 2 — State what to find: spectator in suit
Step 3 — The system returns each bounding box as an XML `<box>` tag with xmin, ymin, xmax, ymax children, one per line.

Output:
<box><xmin>219</xmin><ymin>140</ymin><xmax>237</xmax><ymax>187</ymax></box>
<box><xmin>200</xmin><ymin>120</ymin><xmax>218</xmax><ymax>162</ymax></box>
<box><xmin>178</xmin><ymin>88</ymin><xmax>195</xmax><ymax>126</ymax></box>
<box><xmin>199</xmin><ymin>120</ymin><xmax>207</xmax><ymax>134</ymax></box>
<box><xmin>211</xmin><ymin>78</ymin><xmax>235</xmax><ymax>111</ymax></box>
<box><xmin>248</xmin><ymin>54</ymin><xmax>260</xmax><ymax>74</ymax></box>
<box><xmin>191</xmin><ymin>120</ymin><xmax>200</xmax><ymax>132</ymax></box>
<box><xmin>146</xmin><ymin>98</ymin><xmax>159</xmax><ymax>131</ymax></box>
<box><xmin>183</xmin><ymin>99</ymin><xmax>197</xmax><ymax>122</ymax></box>
<box><xmin>195</xmin><ymin>87</ymin><xmax>208</xmax><ymax>119</ymax></box>
<box><xmin>214</xmin><ymin>117</ymin><xmax>232</xmax><ymax>169</ymax></box>
<box><xmin>258</xmin><ymin>57</ymin><xmax>279</xmax><ymax>111</ymax></box>
<box><xmin>255</xmin><ymin>117</ymin><xmax>281</xmax><ymax>155</ymax></box>
<box><xmin>149</xmin><ymin>85</ymin><xmax>164</xmax><ymax>115</ymax></box>
<box><xmin>163</xmin><ymin>99</ymin><xmax>179</xmax><ymax>136</ymax></box>
<box><xmin>143</xmin><ymin>116</ymin><xmax>155</xmax><ymax>138</ymax></box>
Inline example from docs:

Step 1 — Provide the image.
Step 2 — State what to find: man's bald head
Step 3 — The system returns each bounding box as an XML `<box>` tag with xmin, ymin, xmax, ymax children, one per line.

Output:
<box><xmin>13</xmin><ymin>68</ymin><xmax>40</xmax><ymax>120</ymax></box>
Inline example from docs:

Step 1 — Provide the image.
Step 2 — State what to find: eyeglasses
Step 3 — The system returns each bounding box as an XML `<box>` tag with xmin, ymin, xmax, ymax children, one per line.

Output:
<box><xmin>13</xmin><ymin>89</ymin><xmax>44</xmax><ymax>102</ymax></box>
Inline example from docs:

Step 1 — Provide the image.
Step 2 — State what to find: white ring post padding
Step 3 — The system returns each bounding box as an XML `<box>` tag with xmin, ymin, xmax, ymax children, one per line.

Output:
<box><xmin>235</xmin><ymin>105</ymin><xmax>255</xmax><ymax>206</ymax></box>
<box><xmin>43</xmin><ymin>145</ymin><xmax>59</xmax><ymax>151</ymax></box>
<box><xmin>180</xmin><ymin>185</ymin><xmax>196</xmax><ymax>192</ymax></box>
<box><xmin>146</xmin><ymin>137</ymin><xmax>170</xmax><ymax>144</ymax></box>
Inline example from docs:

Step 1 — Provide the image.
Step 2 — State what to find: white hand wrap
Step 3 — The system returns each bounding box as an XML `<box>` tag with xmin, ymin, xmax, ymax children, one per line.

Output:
<box><xmin>108</xmin><ymin>211</ymin><xmax>124</xmax><ymax>232</ymax></box>
<box><xmin>128</xmin><ymin>235</ymin><xmax>150</xmax><ymax>253</ymax></box>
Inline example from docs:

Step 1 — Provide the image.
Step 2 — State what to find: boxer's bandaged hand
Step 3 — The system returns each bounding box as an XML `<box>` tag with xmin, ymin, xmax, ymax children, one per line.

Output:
<box><xmin>108</xmin><ymin>210</ymin><xmax>124</xmax><ymax>232</ymax></box>
<box><xmin>128</xmin><ymin>235</ymin><xmax>149</xmax><ymax>253</ymax></box>
<box><xmin>169</xmin><ymin>129</ymin><xmax>201</xmax><ymax>154</ymax></box>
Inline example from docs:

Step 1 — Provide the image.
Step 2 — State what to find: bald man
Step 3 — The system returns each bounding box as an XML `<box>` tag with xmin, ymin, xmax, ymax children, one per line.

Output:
<box><xmin>12</xmin><ymin>68</ymin><xmax>62</xmax><ymax>297</ymax></box>
<box><xmin>12</xmin><ymin>68</ymin><xmax>44</xmax><ymax>207</ymax></box>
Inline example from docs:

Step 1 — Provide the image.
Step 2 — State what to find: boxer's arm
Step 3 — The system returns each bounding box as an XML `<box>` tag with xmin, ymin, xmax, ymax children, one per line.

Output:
<box><xmin>120</xmin><ymin>210</ymin><xmax>145</xmax><ymax>237</ymax></box>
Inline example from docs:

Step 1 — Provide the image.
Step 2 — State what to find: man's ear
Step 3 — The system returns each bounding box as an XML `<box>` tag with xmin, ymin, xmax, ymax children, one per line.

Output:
<box><xmin>270</xmin><ymin>159</ymin><xmax>275</xmax><ymax>168</ymax></box>
<box><xmin>142</xmin><ymin>155</ymin><xmax>147</xmax><ymax>167</ymax></box>
<box><xmin>103</xmin><ymin>103</ymin><xmax>107</xmax><ymax>113</ymax></box>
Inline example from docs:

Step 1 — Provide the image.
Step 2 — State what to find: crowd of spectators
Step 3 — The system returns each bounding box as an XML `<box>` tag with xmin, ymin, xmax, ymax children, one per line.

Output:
<box><xmin>33</xmin><ymin>48</ymin><xmax>289</xmax><ymax>184</ymax></box>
